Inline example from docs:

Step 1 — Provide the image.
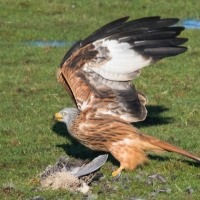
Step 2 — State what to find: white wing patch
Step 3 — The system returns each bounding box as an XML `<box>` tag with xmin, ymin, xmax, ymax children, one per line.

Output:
<box><xmin>87</xmin><ymin>39</ymin><xmax>152</xmax><ymax>81</ymax></box>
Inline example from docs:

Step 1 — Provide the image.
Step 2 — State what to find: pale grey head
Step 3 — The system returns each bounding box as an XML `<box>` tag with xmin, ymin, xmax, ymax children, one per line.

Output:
<box><xmin>54</xmin><ymin>108</ymin><xmax>79</xmax><ymax>127</ymax></box>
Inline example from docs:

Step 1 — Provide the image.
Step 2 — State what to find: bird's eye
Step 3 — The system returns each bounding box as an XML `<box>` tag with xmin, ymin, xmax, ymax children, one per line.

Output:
<box><xmin>61</xmin><ymin>112</ymin><xmax>67</xmax><ymax>116</ymax></box>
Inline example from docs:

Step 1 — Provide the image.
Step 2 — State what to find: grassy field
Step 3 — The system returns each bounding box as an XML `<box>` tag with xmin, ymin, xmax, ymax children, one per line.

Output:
<box><xmin>1</xmin><ymin>0</ymin><xmax>200</xmax><ymax>199</ymax></box>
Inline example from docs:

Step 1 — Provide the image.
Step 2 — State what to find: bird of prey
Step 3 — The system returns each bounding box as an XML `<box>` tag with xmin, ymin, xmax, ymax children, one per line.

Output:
<box><xmin>55</xmin><ymin>16</ymin><xmax>200</xmax><ymax>177</ymax></box>
<box><xmin>40</xmin><ymin>154</ymin><xmax>108</xmax><ymax>193</ymax></box>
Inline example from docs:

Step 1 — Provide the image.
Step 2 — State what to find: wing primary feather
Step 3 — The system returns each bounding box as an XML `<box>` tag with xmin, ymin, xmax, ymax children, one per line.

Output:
<box><xmin>131</xmin><ymin>38</ymin><xmax>188</xmax><ymax>48</ymax></box>
<box><xmin>119</xmin><ymin>30</ymin><xmax>184</xmax><ymax>43</ymax></box>
<box><xmin>107</xmin><ymin>16</ymin><xmax>160</xmax><ymax>33</ymax></box>
<box><xmin>147</xmin><ymin>18</ymin><xmax>179</xmax><ymax>30</ymax></box>
<box><xmin>144</xmin><ymin>47</ymin><xmax>187</xmax><ymax>57</ymax></box>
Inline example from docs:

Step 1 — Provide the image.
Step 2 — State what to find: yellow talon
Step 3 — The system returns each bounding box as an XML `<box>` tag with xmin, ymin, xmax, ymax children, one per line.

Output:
<box><xmin>112</xmin><ymin>166</ymin><xmax>124</xmax><ymax>177</ymax></box>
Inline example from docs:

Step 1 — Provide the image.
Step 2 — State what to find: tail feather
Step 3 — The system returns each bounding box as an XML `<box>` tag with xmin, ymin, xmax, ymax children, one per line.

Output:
<box><xmin>139</xmin><ymin>133</ymin><xmax>200</xmax><ymax>162</ymax></box>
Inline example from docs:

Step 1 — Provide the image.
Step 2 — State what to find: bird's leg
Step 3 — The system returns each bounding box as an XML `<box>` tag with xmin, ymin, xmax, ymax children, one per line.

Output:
<box><xmin>112</xmin><ymin>166</ymin><xmax>124</xmax><ymax>177</ymax></box>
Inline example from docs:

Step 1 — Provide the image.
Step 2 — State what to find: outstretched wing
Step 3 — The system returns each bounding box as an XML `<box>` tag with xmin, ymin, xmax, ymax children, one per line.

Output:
<box><xmin>57</xmin><ymin>16</ymin><xmax>187</xmax><ymax>122</ymax></box>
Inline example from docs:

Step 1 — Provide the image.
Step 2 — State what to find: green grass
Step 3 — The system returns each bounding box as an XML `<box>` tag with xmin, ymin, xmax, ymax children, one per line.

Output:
<box><xmin>1</xmin><ymin>0</ymin><xmax>200</xmax><ymax>199</ymax></box>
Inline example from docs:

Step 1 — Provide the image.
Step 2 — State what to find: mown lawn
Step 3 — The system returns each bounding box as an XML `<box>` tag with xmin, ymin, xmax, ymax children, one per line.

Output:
<box><xmin>0</xmin><ymin>0</ymin><xmax>200</xmax><ymax>199</ymax></box>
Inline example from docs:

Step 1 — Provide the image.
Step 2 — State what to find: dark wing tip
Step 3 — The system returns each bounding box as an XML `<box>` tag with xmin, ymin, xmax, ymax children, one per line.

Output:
<box><xmin>59</xmin><ymin>16</ymin><xmax>186</xmax><ymax>68</ymax></box>
<box><xmin>81</xmin><ymin>16</ymin><xmax>130</xmax><ymax>47</ymax></box>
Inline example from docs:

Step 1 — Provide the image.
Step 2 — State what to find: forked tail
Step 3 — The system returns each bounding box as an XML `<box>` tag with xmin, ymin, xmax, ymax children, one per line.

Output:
<box><xmin>139</xmin><ymin>133</ymin><xmax>200</xmax><ymax>162</ymax></box>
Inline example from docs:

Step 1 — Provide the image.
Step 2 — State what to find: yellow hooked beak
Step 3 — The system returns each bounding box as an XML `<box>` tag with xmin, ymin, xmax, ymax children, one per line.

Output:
<box><xmin>54</xmin><ymin>112</ymin><xmax>63</xmax><ymax>121</ymax></box>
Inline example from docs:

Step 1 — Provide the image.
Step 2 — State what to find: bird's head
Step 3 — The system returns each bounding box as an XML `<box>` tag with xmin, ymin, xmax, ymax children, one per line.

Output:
<box><xmin>54</xmin><ymin>108</ymin><xmax>79</xmax><ymax>125</ymax></box>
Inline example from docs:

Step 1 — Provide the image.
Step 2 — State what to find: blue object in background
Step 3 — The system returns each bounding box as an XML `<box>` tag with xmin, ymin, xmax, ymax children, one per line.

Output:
<box><xmin>182</xmin><ymin>19</ymin><xmax>200</xmax><ymax>29</ymax></box>
<box><xmin>24</xmin><ymin>41</ymin><xmax>75</xmax><ymax>47</ymax></box>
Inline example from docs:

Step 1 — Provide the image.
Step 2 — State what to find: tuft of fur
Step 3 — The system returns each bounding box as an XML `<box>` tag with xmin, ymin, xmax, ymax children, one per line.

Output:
<box><xmin>40</xmin><ymin>171</ymin><xmax>90</xmax><ymax>194</ymax></box>
<box><xmin>39</xmin><ymin>155</ymin><xmax>107</xmax><ymax>194</ymax></box>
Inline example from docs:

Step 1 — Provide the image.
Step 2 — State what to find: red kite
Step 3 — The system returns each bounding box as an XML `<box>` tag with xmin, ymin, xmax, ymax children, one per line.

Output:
<box><xmin>55</xmin><ymin>16</ymin><xmax>200</xmax><ymax>177</ymax></box>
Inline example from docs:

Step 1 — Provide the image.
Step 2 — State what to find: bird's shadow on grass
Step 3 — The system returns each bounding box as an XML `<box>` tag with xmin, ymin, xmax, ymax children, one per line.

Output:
<box><xmin>183</xmin><ymin>160</ymin><xmax>200</xmax><ymax>167</ymax></box>
<box><xmin>134</xmin><ymin>105</ymin><xmax>173</xmax><ymax>128</ymax></box>
<box><xmin>148</xmin><ymin>155</ymin><xmax>200</xmax><ymax>168</ymax></box>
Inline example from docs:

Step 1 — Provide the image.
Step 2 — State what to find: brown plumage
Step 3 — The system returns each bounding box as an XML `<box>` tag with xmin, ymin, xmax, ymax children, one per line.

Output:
<box><xmin>55</xmin><ymin>16</ymin><xmax>200</xmax><ymax>176</ymax></box>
